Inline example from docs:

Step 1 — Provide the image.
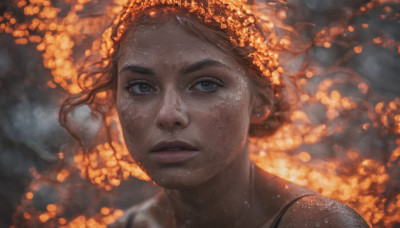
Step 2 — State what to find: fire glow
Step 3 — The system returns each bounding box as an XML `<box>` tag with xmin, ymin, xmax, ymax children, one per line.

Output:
<box><xmin>2</xmin><ymin>0</ymin><xmax>400</xmax><ymax>227</ymax></box>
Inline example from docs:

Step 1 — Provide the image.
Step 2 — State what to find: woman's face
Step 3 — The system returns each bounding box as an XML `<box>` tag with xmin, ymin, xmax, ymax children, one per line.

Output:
<box><xmin>116</xmin><ymin>20</ymin><xmax>256</xmax><ymax>189</ymax></box>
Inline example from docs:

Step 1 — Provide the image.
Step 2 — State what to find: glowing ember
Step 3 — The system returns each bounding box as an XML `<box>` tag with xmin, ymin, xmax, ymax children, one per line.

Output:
<box><xmin>2</xmin><ymin>0</ymin><xmax>400</xmax><ymax>227</ymax></box>
<box><xmin>73</xmin><ymin>141</ymin><xmax>150</xmax><ymax>189</ymax></box>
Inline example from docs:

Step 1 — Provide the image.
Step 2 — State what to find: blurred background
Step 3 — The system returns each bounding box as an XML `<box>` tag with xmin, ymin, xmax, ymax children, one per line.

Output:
<box><xmin>0</xmin><ymin>0</ymin><xmax>399</xmax><ymax>227</ymax></box>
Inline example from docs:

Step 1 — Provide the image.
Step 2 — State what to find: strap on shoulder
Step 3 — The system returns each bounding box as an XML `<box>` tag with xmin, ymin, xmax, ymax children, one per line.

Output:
<box><xmin>269</xmin><ymin>194</ymin><xmax>315</xmax><ymax>228</ymax></box>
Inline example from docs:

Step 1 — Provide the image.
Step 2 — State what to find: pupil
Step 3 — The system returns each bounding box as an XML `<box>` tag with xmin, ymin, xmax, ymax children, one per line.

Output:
<box><xmin>140</xmin><ymin>84</ymin><xmax>149</xmax><ymax>91</ymax></box>
<box><xmin>202</xmin><ymin>82</ymin><xmax>212</xmax><ymax>88</ymax></box>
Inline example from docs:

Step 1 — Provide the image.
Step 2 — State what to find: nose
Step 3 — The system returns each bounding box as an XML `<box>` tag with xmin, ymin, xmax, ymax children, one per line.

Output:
<box><xmin>155</xmin><ymin>87</ymin><xmax>189</xmax><ymax>131</ymax></box>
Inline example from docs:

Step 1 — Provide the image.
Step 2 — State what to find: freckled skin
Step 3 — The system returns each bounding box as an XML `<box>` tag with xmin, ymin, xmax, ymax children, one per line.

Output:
<box><xmin>117</xmin><ymin>22</ymin><xmax>253</xmax><ymax>189</ymax></box>
<box><xmin>278</xmin><ymin>195</ymin><xmax>370</xmax><ymax>228</ymax></box>
<box><xmin>112</xmin><ymin>21</ymin><xmax>370</xmax><ymax>228</ymax></box>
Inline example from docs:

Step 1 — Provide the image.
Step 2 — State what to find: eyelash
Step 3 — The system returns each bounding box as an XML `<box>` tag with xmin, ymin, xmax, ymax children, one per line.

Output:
<box><xmin>190</xmin><ymin>78</ymin><xmax>224</xmax><ymax>93</ymax></box>
<box><xmin>125</xmin><ymin>80</ymin><xmax>156</xmax><ymax>95</ymax></box>
<box><xmin>124</xmin><ymin>77</ymin><xmax>224</xmax><ymax>95</ymax></box>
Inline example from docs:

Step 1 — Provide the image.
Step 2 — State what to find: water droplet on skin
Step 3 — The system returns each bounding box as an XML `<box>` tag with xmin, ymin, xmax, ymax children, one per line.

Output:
<box><xmin>277</xmin><ymin>194</ymin><xmax>280</xmax><ymax>198</ymax></box>
<box><xmin>244</xmin><ymin>201</ymin><xmax>250</xmax><ymax>207</ymax></box>
<box><xmin>324</xmin><ymin>218</ymin><xmax>329</xmax><ymax>224</ymax></box>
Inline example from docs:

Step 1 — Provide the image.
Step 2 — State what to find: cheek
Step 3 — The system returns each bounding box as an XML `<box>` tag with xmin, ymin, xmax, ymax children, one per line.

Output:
<box><xmin>116</xmin><ymin>94</ymin><xmax>149</xmax><ymax>156</ymax></box>
<box><xmin>196</xmin><ymin>91</ymin><xmax>251</xmax><ymax>156</ymax></box>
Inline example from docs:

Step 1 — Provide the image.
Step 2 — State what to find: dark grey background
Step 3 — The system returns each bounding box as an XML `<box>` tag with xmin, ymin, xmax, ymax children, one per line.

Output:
<box><xmin>1</xmin><ymin>0</ymin><xmax>399</xmax><ymax>227</ymax></box>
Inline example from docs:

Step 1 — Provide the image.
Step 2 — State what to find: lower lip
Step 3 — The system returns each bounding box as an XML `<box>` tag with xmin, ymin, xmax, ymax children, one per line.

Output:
<box><xmin>150</xmin><ymin>150</ymin><xmax>198</xmax><ymax>164</ymax></box>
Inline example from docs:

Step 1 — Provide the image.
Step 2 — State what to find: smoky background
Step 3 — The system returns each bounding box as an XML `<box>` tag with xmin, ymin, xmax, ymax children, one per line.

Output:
<box><xmin>0</xmin><ymin>0</ymin><xmax>399</xmax><ymax>227</ymax></box>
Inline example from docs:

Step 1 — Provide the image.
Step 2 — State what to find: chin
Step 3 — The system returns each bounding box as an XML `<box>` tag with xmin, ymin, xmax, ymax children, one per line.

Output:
<box><xmin>149</xmin><ymin>167</ymin><xmax>209</xmax><ymax>190</ymax></box>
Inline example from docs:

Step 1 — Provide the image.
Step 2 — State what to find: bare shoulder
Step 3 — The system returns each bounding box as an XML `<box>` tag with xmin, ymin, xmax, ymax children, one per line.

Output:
<box><xmin>108</xmin><ymin>195</ymin><xmax>163</xmax><ymax>228</ymax></box>
<box><xmin>278</xmin><ymin>195</ymin><xmax>370</xmax><ymax>228</ymax></box>
<box><xmin>107</xmin><ymin>203</ymin><xmax>141</xmax><ymax>228</ymax></box>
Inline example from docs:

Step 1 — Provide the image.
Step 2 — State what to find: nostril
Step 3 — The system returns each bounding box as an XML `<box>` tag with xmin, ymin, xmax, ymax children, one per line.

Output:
<box><xmin>156</xmin><ymin>107</ymin><xmax>189</xmax><ymax>131</ymax></box>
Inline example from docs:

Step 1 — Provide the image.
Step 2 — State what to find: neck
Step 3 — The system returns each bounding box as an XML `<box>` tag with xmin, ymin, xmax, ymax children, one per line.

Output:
<box><xmin>164</xmin><ymin>145</ymin><xmax>255</xmax><ymax>228</ymax></box>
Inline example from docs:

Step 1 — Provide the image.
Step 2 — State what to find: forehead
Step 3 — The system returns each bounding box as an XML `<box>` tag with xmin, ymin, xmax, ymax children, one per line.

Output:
<box><xmin>117</xmin><ymin>21</ymin><xmax>245</xmax><ymax>73</ymax></box>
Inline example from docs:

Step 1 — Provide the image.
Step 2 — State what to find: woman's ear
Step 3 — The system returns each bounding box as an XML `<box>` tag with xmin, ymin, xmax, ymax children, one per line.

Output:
<box><xmin>250</xmin><ymin>82</ymin><xmax>273</xmax><ymax>124</ymax></box>
<box><xmin>250</xmin><ymin>104</ymin><xmax>270</xmax><ymax>124</ymax></box>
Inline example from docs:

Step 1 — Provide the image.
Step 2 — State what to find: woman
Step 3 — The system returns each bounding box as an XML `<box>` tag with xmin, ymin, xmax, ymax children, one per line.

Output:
<box><xmin>61</xmin><ymin>0</ymin><xmax>369</xmax><ymax>227</ymax></box>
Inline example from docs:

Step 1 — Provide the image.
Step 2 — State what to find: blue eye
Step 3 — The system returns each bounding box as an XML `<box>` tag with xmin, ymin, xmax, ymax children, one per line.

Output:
<box><xmin>125</xmin><ymin>81</ymin><xmax>155</xmax><ymax>95</ymax></box>
<box><xmin>191</xmin><ymin>79</ymin><xmax>223</xmax><ymax>92</ymax></box>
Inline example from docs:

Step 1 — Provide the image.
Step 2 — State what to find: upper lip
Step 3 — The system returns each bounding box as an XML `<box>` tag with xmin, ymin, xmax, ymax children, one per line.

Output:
<box><xmin>150</xmin><ymin>140</ymin><xmax>198</xmax><ymax>152</ymax></box>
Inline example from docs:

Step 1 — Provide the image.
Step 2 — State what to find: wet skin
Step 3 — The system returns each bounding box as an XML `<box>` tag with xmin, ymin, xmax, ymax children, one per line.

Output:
<box><xmin>114</xmin><ymin>21</ymin><xmax>370</xmax><ymax>228</ymax></box>
<box><xmin>116</xmin><ymin>21</ymin><xmax>256</xmax><ymax>189</ymax></box>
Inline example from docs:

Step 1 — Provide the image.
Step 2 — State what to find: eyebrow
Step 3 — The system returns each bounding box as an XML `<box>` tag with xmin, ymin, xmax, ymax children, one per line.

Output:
<box><xmin>181</xmin><ymin>59</ymin><xmax>229</xmax><ymax>74</ymax></box>
<box><xmin>119</xmin><ymin>59</ymin><xmax>229</xmax><ymax>76</ymax></box>
<box><xmin>119</xmin><ymin>65</ymin><xmax>155</xmax><ymax>76</ymax></box>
